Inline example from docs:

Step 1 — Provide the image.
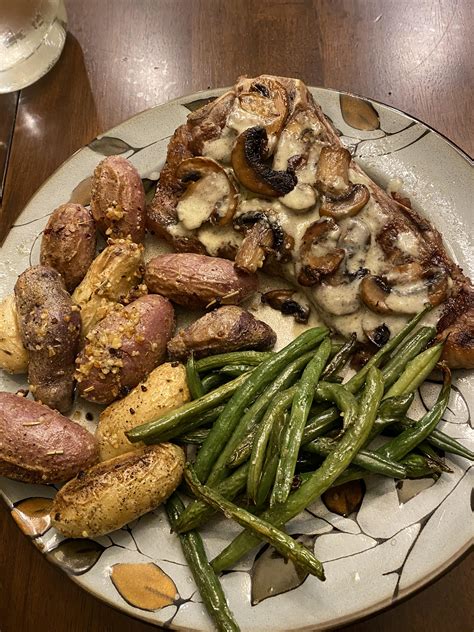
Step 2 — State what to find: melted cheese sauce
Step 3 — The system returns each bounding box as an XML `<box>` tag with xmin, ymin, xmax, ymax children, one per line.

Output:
<box><xmin>176</xmin><ymin>172</ymin><xmax>230</xmax><ymax>230</ymax></box>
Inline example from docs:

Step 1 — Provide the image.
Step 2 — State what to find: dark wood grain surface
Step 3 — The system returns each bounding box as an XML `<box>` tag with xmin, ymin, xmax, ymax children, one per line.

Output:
<box><xmin>0</xmin><ymin>1</ymin><xmax>472</xmax><ymax>631</ymax></box>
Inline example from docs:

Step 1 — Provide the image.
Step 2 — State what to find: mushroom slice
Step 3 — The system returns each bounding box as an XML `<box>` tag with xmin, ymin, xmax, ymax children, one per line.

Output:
<box><xmin>231</xmin><ymin>126</ymin><xmax>297</xmax><ymax>198</ymax></box>
<box><xmin>315</xmin><ymin>146</ymin><xmax>352</xmax><ymax>198</ymax></box>
<box><xmin>427</xmin><ymin>270</ymin><xmax>450</xmax><ymax>306</ymax></box>
<box><xmin>364</xmin><ymin>323</ymin><xmax>391</xmax><ymax>348</ymax></box>
<box><xmin>175</xmin><ymin>157</ymin><xmax>238</xmax><ymax>229</ymax></box>
<box><xmin>298</xmin><ymin>218</ymin><xmax>345</xmax><ymax>287</ymax></box>
<box><xmin>233</xmin><ymin>212</ymin><xmax>283</xmax><ymax>273</ymax></box>
<box><xmin>261</xmin><ymin>289</ymin><xmax>310</xmax><ymax>324</ymax></box>
<box><xmin>359</xmin><ymin>275</ymin><xmax>393</xmax><ymax>314</ymax></box>
<box><xmin>320</xmin><ymin>184</ymin><xmax>370</xmax><ymax>220</ymax></box>
<box><xmin>235</xmin><ymin>78</ymin><xmax>289</xmax><ymax>136</ymax></box>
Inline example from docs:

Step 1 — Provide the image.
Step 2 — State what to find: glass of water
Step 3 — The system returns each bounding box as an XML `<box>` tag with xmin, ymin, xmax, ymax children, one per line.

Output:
<box><xmin>0</xmin><ymin>0</ymin><xmax>67</xmax><ymax>93</ymax></box>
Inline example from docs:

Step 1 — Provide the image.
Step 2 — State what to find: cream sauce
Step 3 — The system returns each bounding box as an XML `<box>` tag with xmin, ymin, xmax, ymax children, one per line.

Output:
<box><xmin>202</xmin><ymin>130</ymin><xmax>236</xmax><ymax>164</ymax></box>
<box><xmin>197</xmin><ymin>224</ymin><xmax>242</xmax><ymax>256</ymax></box>
<box><xmin>279</xmin><ymin>184</ymin><xmax>317</xmax><ymax>212</ymax></box>
<box><xmin>176</xmin><ymin>172</ymin><xmax>230</xmax><ymax>230</ymax></box>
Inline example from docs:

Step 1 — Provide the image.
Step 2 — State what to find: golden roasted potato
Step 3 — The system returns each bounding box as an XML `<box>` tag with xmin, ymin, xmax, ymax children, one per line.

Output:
<box><xmin>72</xmin><ymin>238</ymin><xmax>145</xmax><ymax>336</ymax></box>
<box><xmin>0</xmin><ymin>295</ymin><xmax>28</xmax><ymax>374</ymax></box>
<box><xmin>96</xmin><ymin>362</ymin><xmax>190</xmax><ymax>461</ymax></box>
<box><xmin>51</xmin><ymin>443</ymin><xmax>184</xmax><ymax>537</ymax></box>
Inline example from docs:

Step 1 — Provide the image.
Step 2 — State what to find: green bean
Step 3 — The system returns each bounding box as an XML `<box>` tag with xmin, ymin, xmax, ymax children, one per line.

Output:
<box><xmin>219</xmin><ymin>364</ymin><xmax>255</xmax><ymax>377</ymax></box>
<box><xmin>396</xmin><ymin>419</ymin><xmax>474</xmax><ymax>461</ymax></box>
<box><xmin>321</xmin><ymin>333</ymin><xmax>357</xmax><ymax>381</ymax></box>
<box><xmin>126</xmin><ymin>373</ymin><xmax>250</xmax><ymax>444</ymax></box>
<box><xmin>301</xmin><ymin>408</ymin><xmax>341</xmax><ymax>444</ymax></box>
<box><xmin>247</xmin><ymin>389</ymin><xmax>294</xmax><ymax>503</ymax></box>
<box><xmin>165</xmin><ymin>493</ymin><xmax>240</xmax><ymax>632</ymax></box>
<box><xmin>255</xmin><ymin>453</ymin><xmax>280</xmax><ymax>508</ymax></box>
<box><xmin>314</xmin><ymin>381</ymin><xmax>359</xmax><ymax>430</ymax></box>
<box><xmin>272</xmin><ymin>338</ymin><xmax>332</xmax><ymax>505</ymax></box>
<box><xmin>399</xmin><ymin>453</ymin><xmax>446</xmax><ymax>479</ymax></box>
<box><xmin>202</xmin><ymin>373</ymin><xmax>227</xmax><ymax>393</ymax></box>
<box><xmin>379</xmin><ymin>364</ymin><xmax>451</xmax><ymax>462</ymax></box>
<box><xmin>345</xmin><ymin>305</ymin><xmax>432</xmax><ymax>393</ymax></box>
<box><xmin>384</xmin><ymin>343</ymin><xmax>443</xmax><ymax>399</ymax></box>
<box><xmin>185</xmin><ymin>466</ymin><xmax>326</xmax><ymax>581</ymax></box>
<box><xmin>195</xmin><ymin>351</ymin><xmax>274</xmax><ymax>372</ymax></box>
<box><xmin>304</xmin><ymin>437</ymin><xmax>407</xmax><ymax>478</ymax></box>
<box><xmin>212</xmin><ymin>367</ymin><xmax>383</xmax><ymax>573</ymax></box>
<box><xmin>178</xmin><ymin>428</ymin><xmax>211</xmax><ymax>445</ymax></box>
<box><xmin>377</xmin><ymin>392</ymin><xmax>415</xmax><ymax>422</ymax></box>
<box><xmin>186</xmin><ymin>354</ymin><xmax>204</xmax><ymax>399</ymax></box>
<box><xmin>174</xmin><ymin>463</ymin><xmax>250</xmax><ymax>533</ymax></box>
<box><xmin>200</xmin><ymin>330</ymin><xmax>328</xmax><ymax>485</ymax></box>
<box><xmin>416</xmin><ymin>442</ymin><xmax>453</xmax><ymax>473</ymax></box>
<box><xmin>381</xmin><ymin>326</ymin><xmax>436</xmax><ymax>389</ymax></box>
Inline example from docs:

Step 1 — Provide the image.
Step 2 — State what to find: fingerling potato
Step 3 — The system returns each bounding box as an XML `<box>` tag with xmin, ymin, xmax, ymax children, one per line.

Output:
<box><xmin>76</xmin><ymin>294</ymin><xmax>175</xmax><ymax>405</ymax></box>
<box><xmin>72</xmin><ymin>238</ymin><xmax>145</xmax><ymax>336</ymax></box>
<box><xmin>144</xmin><ymin>253</ymin><xmax>258</xmax><ymax>308</ymax></box>
<box><xmin>91</xmin><ymin>156</ymin><xmax>146</xmax><ymax>243</ymax></box>
<box><xmin>40</xmin><ymin>203</ymin><xmax>97</xmax><ymax>291</ymax></box>
<box><xmin>15</xmin><ymin>266</ymin><xmax>81</xmax><ymax>413</ymax></box>
<box><xmin>0</xmin><ymin>295</ymin><xmax>28</xmax><ymax>373</ymax></box>
<box><xmin>51</xmin><ymin>443</ymin><xmax>184</xmax><ymax>537</ymax></box>
<box><xmin>0</xmin><ymin>392</ymin><xmax>98</xmax><ymax>483</ymax></box>
<box><xmin>96</xmin><ymin>362</ymin><xmax>190</xmax><ymax>461</ymax></box>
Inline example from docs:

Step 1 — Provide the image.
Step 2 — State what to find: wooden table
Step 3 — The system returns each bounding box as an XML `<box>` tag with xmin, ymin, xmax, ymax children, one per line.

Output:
<box><xmin>0</xmin><ymin>1</ymin><xmax>472</xmax><ymax>630</ymax></box>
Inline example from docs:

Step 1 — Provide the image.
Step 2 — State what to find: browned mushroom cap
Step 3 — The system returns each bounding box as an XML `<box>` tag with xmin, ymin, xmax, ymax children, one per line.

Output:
<box><xmin>261</xmin><ymin>289</ymin><xmax>310</xmax><ymax>323</ymax></box>
<box><xmin>320</xmin><ymin>184</ymin><xmax>370</xmax><ymax>220</ymax></box>
<box><xmin>175</xmin><ymin>157</ymin><xmax>238</xmax><ymax>228</ymax></box>
<box><xmin>427</xmin><ymin>270</ymin><xmax>450</xmax><ymax>306</ymax></box>
<box><xmin>359</xmin><ymin>275</ymin><xmax>393</xmax><ymax>314</ymax></box>
<box><xmin>231</xmin><ymin>126</ymin><xmax>297</xmax><ymax>198</ymax></box>
<box><xmin>237</xmin><ymin>78</ymin><xmax>289</xmax><ymax>136</ymax></box>
<box><xmin>315</xmin><ymin>146</ymin><xmax>352</xmax><ymax>198</ymax></box>
<box><xmin>298</xmin><ymin>218</ymin><xmax>345</xmax><ymax>286</ymax></box>
<box><xmin>233</xmin><ymin>212</ymin><xmax>283</xmax><ymax>273</ymax></box>
<box><xmin>364</xmin><ymin>323</ymin><xmax>391</xmax><ymax>348</ymax></box>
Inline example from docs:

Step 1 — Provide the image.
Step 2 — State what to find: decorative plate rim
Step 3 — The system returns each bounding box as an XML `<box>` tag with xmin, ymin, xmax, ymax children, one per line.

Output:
<box><xmin>2</xmin><ymin>85</ymin><xmax>472</xmax><ymax>631</ymax></box>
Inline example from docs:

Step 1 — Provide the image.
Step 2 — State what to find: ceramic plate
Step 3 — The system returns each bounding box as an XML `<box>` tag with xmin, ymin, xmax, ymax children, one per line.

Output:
<box><xmin>1</xmin><ymin>87</ymin><xmax>472</xmax><ymax>631</ymax></box>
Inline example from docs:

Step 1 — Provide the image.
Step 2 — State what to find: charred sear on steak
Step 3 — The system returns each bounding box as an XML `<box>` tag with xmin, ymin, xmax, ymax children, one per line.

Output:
<box><xmin>167</xmin><ymin>306</ymin><xmax>276</xmax><ymax>360</ymax></box>
<box><xmin>147</xmin><ymin>74</ymin><xmax>474</xmax><ymax>368</ymax></box>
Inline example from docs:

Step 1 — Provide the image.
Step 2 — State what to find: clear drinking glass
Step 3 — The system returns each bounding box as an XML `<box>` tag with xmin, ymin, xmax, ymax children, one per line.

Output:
<box><xmin>0</xmin><ymin>0</ymin><xmax>67</xmax><ymax>93</ymax></box>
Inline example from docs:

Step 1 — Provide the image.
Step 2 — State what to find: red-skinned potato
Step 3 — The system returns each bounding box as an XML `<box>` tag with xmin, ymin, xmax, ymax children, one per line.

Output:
<box><xmin>91</xmin><ymin>156</ymin><xmax>146</xmax><ymax>243</ymax></box>
<box><xmin>40</xmin><ymin>203</ymin><xmax>97</xmax><ymax>291</ymax></box>
<box><xmin>15</xmin><ymin>266</ymin><xmax>81</xmax><ymax>413</ymax></box>
<box><xmin>0</xmin><ymin>393</ymin><xmax>98</xmax><ymax>483</ymax></box>
<box><xmin>76</xmin><ymin>294</ymin><xmax>175</xmax><ymax>404</ymax></box>
<box><xmin>144</xmin><ymin>253</ymin><xmax>258</xmax><ymax>309</ymax></box>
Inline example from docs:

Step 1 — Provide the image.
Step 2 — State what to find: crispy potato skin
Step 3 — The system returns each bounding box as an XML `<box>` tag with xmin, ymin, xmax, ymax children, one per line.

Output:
<box><xmin>76</xmin><ymin>294</ymin><xmax>175</xmax><ymax>405</ymax></box>
<box><xmin>15</xmin><ymin>266</ymin><xmax>81</xmax><ymax>413</ymax></box>
<box><xmin>0</xmin><ymin>392</ymin><xmax>98</xmax><ymax>483</ymax></box>
<box><xmin>91</xmin><ymin>156</ymin><xmax>146</xmax><ymax>243</ymax></box>
<box><xmin>168</xmin><ymin>306</ymin><xmax>277</xmax><ymax>360</ymax></box>
<box><xmin>0</xmin><ymin>295</ymin><xmax>28</xmax><ymax>373</ymax></box>
<box><xmin>144</xmin><ymin>253</ymin><xmax>258</xmax><ymax>308</ymax></box>
<box><xmin>51</xmin><ymin>443</ymin><xmax>184</xmax><ymax>537</ymax></box>
<box><xmin>72</xmin><ymin>239</ymin><xmax>145</xmax><ymax>336</ymax></box>
<box><xmin>96</xmin><ymin>362</ymin><xmax>190</xmax><ymax>460</ymax></box>
<box><xmin>40</xmin><ymin>204</ymin><xmax>97</xmax><ymax>291</ymax></box>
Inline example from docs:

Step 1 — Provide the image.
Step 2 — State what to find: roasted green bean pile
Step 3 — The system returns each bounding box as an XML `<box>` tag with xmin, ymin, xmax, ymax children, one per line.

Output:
<box><xmin>127</xmin><ymin>308</ymin><xmax>473</xmax><ymax>632</ymax></box>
